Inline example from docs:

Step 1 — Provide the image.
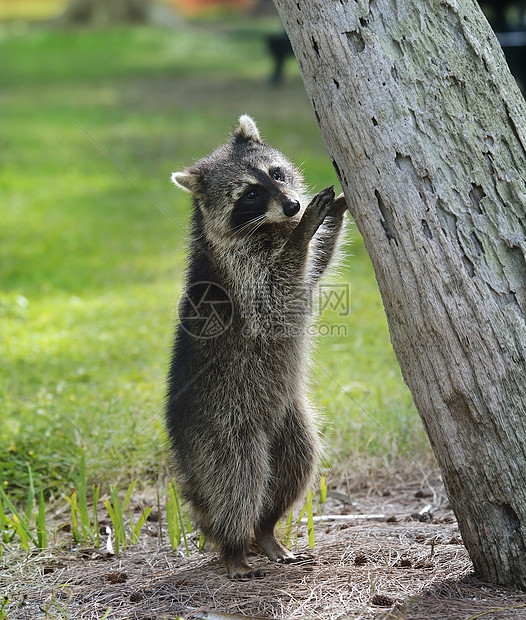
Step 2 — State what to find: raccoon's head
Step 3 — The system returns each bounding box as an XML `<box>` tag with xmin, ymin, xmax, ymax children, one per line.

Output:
<box><xmin>171</xmin><ymin>115</ymin><xmax>308</xmax><ymax>239</ymax></box>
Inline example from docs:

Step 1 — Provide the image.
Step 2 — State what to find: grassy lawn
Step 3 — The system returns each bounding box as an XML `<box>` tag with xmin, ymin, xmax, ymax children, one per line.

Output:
<box><xmin>0</xmin><ymin>18</ymin><xmax>430</xmax><ymax>505</ymax></box>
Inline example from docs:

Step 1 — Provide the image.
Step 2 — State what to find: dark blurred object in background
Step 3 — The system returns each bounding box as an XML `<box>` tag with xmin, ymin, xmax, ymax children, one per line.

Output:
<box><xmin>479</xmin><ymin>0</ymin><xmax>526</xmax><ymax>90</ymax></box>
<box><xmin>266</xmin><ymin>31</ymin><xmax>293</xmax><ymax>86</ymax></box>
<box><xmin>56</xmin><ymin>0</ymin><xmax>181</xmax><ymax>26</ymax></box>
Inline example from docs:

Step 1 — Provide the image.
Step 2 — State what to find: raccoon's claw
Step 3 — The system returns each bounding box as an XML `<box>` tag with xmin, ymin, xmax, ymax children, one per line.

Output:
<box><xmin>286</xmin><ymin>185</ymin><xmax>338</xmax><ymax>247</ymax></box>
<box><xmin>312</xmin><ymin>185</ymin><xmax>335</xmax><ymax>216</ymax></box>
<box><xmin>225</xmin><ymin>554</ymin><xmax>266</xmax><ymax>580</ymax></box>
<box><xmin>276</xmin><ymin>552</ymin><xmax>315</xmax><ymax>565</ymax></box>
<box><xmin>231</xmin><ymin>568</ymin><xmax>266</xmax><ymax>581</ymax></box>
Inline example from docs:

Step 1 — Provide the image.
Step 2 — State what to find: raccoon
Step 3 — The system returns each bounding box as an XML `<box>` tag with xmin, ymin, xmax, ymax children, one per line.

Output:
<box><xmin>166</xmin><ymin>115</ymin><xmax>347</xmax><ymax>579</ymax></box>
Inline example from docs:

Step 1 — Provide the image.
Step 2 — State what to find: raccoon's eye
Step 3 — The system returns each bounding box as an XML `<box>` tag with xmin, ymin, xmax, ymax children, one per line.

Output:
<box><xmin>270</xmin><ymin>168</ymin><xmax>285</xmax><ymax>182</ymax></box>
<box><xmin>244</xmin><ymin>189</ymin><xmax>259</xmax><ymax>200</ymax></box>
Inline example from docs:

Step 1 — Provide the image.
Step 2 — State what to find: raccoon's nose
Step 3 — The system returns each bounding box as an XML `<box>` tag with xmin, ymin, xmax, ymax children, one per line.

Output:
<box><xmin>282</xmin><ymin>200</ymin><xmax>301</xmax><ymax>217</ymax></box>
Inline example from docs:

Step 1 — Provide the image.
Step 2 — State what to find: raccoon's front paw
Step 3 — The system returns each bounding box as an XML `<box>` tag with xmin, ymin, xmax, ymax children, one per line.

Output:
<box><xmin>300</xmin><ymin>186</ymin><xmax>336</xmax><ymax>235</ymax></box>
<box><xmin>332</xmin><ymin>192</ymin><xmax>348</xmax><ymax>217</ymax></box>
<box><xmin>286</xmin><ymin>185</ymin><xmax>337</xmax><ymax>249</ymax></box>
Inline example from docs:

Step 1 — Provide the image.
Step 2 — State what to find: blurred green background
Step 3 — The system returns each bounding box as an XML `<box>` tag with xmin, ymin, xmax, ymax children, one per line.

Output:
<box><xmin>0</xmin><ymin>0</ymin><xmax>431</xmax><ymax>505</ymax></box>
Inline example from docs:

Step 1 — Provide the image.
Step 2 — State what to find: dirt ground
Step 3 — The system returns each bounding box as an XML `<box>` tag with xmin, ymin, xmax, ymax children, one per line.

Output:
<box><xmin>3</xmin><ymin>478</ymin><xmax>526</xmax><ymax>620</ymax></box>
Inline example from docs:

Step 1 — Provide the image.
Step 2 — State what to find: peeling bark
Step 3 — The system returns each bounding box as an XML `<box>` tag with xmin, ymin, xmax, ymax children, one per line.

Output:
<box><xmin>274</xmin><ymin>0</ymin><xmax>526</xmax><ymax>590</ymax></box>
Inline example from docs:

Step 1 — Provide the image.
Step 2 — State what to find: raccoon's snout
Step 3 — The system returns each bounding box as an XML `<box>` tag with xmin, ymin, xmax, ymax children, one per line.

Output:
<box><xmin>282</xmin><ymin>200</ymin><xmax>300</xmax><ymax>217</ymax></box>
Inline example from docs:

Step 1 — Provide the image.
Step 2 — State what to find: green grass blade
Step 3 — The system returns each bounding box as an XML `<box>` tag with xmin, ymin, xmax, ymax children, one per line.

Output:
<box><xmin>67</xmin><ymin>489</ymin><xmax>80</xmax><ymax>543</ymax></box>
<box><xmin>36</xmin><ymin>489</ymin><xmax>47</xmax><ymax>549</ymax></box>
<box><xmin>104</xmin><ymin>496</ymin><xmax>115</xmax><ymax>521</ymax></box>
<box><xmin>1</xmin><ymin>595</ymin><xmax>10</xmax><ymax>618</ymax></box>
<box><xmin>107</xmin><ymin>486</ymin><xmax>127</xmax><ymax>553</ymax></box>
<box><xmin>0</xmin><ymin>512</ymin><xmax>16</xmax><ymax>546</ymax></box>
<box><xmin>314</xmin><ymin>493</ymin><xmax>323</xmax><ymax>524</ymax></box>
<box><xmin>0</xmin><ymin>487</ymin><xmax>38</xmax><ymax>547</ymax></box>
<box><xmin>122</xmin><ymin>481</ymin><xmax>135</xmax><ymax>513</ymax></box>
<box><xmin>319</xmin><ymin>475</ymin><xmax>327</xmax><ymax>504</ymax></box>
<box><xmin>165</xmin><ymin>496</ymin><xmax>175</xmax><ymax>549</ymax></box>
<box><xmin>11</xmin><ymin>514</ymin><xmax>30</xmax><ymax>550</ymax></box>
<box><xmin>166</xmin><ymin>481</ymin><xmax>181</xmax><ymax>550</ymax></box>
<box><xmin>77</xmin><ymin>449</ymin><xmax>95</xmax><ymax>543</ymax></box>
<box><xmin>294</xmin><ymin>499</ymin><xmax>308</xmax><ymax>550</ymax></box>
<box><xmin>115</xmin><ymin>488</ymin><xmax>126</xmax><ymax>547</ymax></box>
<box><xmin>171</xmin><ymin>482</ymin><xmax>189</xmax><ymax>556</ymax></box>
<box><xmin>130</xmin><ymin>506</ymin><xmax>152</xmax><ymax>544</ymax></box>
<box><xmin>110</xmin><ymin>489</ymin><xmax>123</xmax><ymax>552</ymax></box>
<box><xmin>92</xmin><ymin>484</ymin><xmax>100</xmax><ymax>548</ymax></box>
<box><xmin>24</xmin><ymin>463</ymin><xmax>35</xmax><ymax>523</ymax></box>
<box><xmin>181</xmin><ymin>497</ymin><xmax>192</xmax><ymax>535</ymax></box>
<box><xmin>306</xmin><ymin>491</ymin><xmax>315</xmax><ymax>549</ymax></box>
<box><xmin>0</xmin><ymin>494</ymin><xmax>11</xmax><ymax>544</ymax></box>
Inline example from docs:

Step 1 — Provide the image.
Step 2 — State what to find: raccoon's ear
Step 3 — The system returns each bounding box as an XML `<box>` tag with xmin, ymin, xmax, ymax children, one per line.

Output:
<box><xmin>171</xmin><ymin>171</ymin><xmax>202</xmax><ymax>195</ymax></box>
<box><xmin>233</xmin><ymin>115</ymin><xmax>262</xmax><ymax>143</ymax></box>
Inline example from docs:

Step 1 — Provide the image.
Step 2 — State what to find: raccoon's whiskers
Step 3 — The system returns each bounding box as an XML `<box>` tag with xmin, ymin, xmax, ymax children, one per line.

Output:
<box><xmin>243</xmin><ymin>217</ymin><xmax>270</xmax><ymax>242</ymax></box>
<box><xmin>244</xmin><ymin>216</ymin><xmax>268</xmax><ymax>240</ymax></box>
<box><xmin>229</xmin><ymin>214</ymin><xmax>266</xmax><ymax>239</ymax></box>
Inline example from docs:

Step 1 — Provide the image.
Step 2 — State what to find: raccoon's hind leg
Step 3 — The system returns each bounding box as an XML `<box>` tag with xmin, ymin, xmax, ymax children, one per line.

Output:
<box><xmin>185</xmin><ymin>430</ymin><xmax>270</xmax><ymax>580</ymax></box>
<box><xmin>254</xmin><ymin>402</ymin><xmax>319</xmax><ymax>564</ymax></box>
<box><xmin>189</xmin><ymin>500</ymin><xmax>265</xmax><ymax>580</ymax></box>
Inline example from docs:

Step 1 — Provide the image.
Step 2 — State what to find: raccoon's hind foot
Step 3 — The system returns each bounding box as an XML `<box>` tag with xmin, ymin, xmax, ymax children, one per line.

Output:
<box><xmin>224</xmin><ymin>549</ymin><xmax>266</xmax><ymax>581</ymax></box>
<box><xmin>256</xmin><ymin>530</ymin><xmax>314</xmax><ymax>565</ymax></box>
<box><xmin>276</xmin><ymin>552</ymin><xmax>314</xmax><ymax>564</ymax></box>
<box><xmin>229</xmin><ymin>566</ymin><xmax>266</xmax><ymax>581</ymax></box>
<box><xmin>256</xmin><ymin>529</ymin><xmax>294</xmax><ymax>562</ymax></box>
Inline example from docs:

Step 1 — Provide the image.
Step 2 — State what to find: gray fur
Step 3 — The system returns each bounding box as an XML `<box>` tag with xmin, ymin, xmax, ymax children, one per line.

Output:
<box><xmin>166</xmin><ymin>115</ymin><xmax>347</xmax><ymax>579</ymax></box>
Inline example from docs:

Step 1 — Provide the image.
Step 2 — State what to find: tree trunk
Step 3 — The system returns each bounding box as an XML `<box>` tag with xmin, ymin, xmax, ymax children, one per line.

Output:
<box><xmin>274</xmin><ymin>0</ymin><xmax>526</xmax><ymax>590</ymax></box>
